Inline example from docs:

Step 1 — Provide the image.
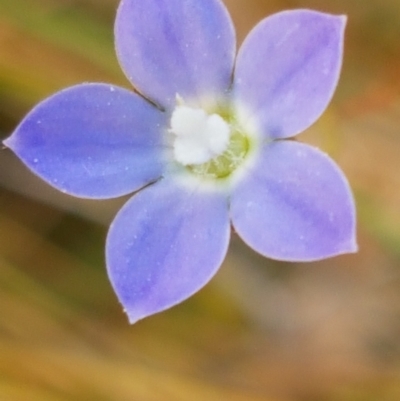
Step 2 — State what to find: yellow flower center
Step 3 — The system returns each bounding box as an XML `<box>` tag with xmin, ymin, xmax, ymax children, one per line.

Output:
<box><xmin>170</xmin><ymin>103</ymin><xmax>250</xmax><ymax>180</ymax></box>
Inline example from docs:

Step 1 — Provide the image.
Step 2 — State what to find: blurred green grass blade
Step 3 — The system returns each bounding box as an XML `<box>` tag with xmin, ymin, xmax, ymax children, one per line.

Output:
<box><xmin>357</xmin><ymin>190</ymin><xmax>400</xmax><ymax>260</ymax></box>
<box><xmin>0</xmin><ymin>0</ymin><xmax>120</xmax><ymax>76</ymax></box>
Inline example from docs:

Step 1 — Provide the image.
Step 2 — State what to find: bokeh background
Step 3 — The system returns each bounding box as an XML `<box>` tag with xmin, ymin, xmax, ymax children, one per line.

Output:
<box><xmin>1</xmin><ymin>0</ymin><xmax>400</xmax><ymax>400</ymax></box>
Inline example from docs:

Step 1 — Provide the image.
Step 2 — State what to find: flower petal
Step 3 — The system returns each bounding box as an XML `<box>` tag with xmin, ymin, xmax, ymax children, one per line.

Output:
<box><xmin>106</xmin><ymin>179</ymin><xmax>230</xmax><ymax>323</ymax></box>
<box><xmin>4</xmin><ymin>84</ymin><xmax>167</xmax><ymax>199</ymax></box>
<box><xmin>234</xmin><ymin>10</ymin><xmax>346</xmax><ymax>139</ymax></box>
<box><xmin>115</xmin><ymin>0</ymin><xmax>236</xmax><ymax>109</ymax></box>
<box><xmin>230</xmin><ymin>141</ymin><xmax>357</xmax><ymax>261</ymax></box>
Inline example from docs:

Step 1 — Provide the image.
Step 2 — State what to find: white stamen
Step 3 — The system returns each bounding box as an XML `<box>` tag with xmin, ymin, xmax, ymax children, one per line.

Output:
<box><xmin>170</xmin><ymin>105</ymin><xmax>230</xmax><ymax>165</ymax></box>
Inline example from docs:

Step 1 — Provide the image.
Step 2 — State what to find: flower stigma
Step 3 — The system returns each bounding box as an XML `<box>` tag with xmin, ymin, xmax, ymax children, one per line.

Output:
<box><xmin>170</xmin><ymin>102</ymin><xmax>250</xmax><ymax>180</ymax></box>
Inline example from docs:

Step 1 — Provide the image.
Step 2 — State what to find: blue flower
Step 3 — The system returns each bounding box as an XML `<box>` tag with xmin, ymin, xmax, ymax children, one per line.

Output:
<box><xmin>3</xmin><ymin>0</ymin><xmax>357</xmax><ymax>323</ymax></box>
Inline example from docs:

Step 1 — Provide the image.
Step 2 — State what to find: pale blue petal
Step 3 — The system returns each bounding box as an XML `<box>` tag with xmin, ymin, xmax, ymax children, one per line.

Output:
<box><xmin>234</xmin><ymin>10</ymin><xmax>346</xmax><ymax>139</ymax></box>
<box><xmin>4</xmin><ymin>84</ymin><xmax>167</xmax><ymax>199</ymax></box>
<box><xmin>230</xmin><ymin>141</ymin><xmax>357</xmax><ymax>261</ymax></box>
<box><xmin>106</xmin><ymin>179</ymin><xmax>230</xmax><ymax>323</ymax></box>
<box><xmin>115</xmin><ymin>0</ymin><xmax>236</xmax><ymax>109</ymax></box>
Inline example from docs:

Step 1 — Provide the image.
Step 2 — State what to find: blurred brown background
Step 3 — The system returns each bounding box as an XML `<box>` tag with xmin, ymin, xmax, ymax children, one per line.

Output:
<box><xmin>1</xmin><ymin>0</ymin><xmax>400</xmax><ymax>400</ymax></box>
